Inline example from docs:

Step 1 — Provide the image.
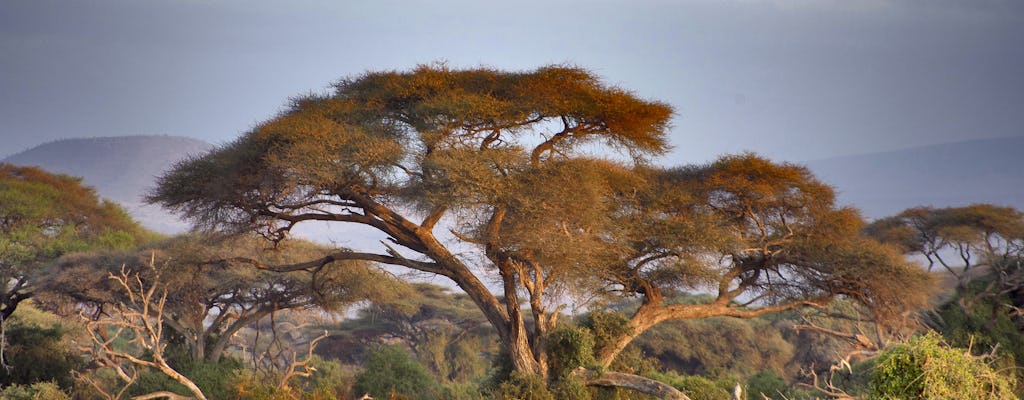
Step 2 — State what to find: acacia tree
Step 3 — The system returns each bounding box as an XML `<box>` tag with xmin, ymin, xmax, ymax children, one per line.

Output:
<box><xmin>150</xmin><ymin>65</ymin><xmax>672</xmax><ymax>379</ymax></box>
<box><xmin>589</xmin><ymin>154</ymin><xmax>934</xmax><ymax>367</ymax></box>
<box><xmin>148</xmin><ymin>65</ymin><xmax>930</xmax><ymax>392</ymax></box>
<box><xmin>866</xmin><ymin>204</ymin><xmax>1024</xmax><ymax>325</ymax></box>
<box><xmin>44</xmin><ymin>234</ymin><xmax>396</xmax><ymax>363</ymax></box>
<box><xmin>0</xmin><ymin>164</ymin><xmax>144</xmax><ymax>320</ymax></box>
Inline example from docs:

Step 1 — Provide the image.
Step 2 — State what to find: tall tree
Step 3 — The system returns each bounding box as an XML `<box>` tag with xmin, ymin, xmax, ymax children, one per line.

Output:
<box><xmin>149</xmin><ymin>65</ymin><xmax>673</xmax><ymax>379</ymax></box>
<box><xmin>148</xmin><ymin>65</ymin><xmax>931</xmax><ymax>394</ymax></box>
<box><xmin>0</xmin><ymin>164</ymin><xmax>145</xmax><ymax>319</ymax></box>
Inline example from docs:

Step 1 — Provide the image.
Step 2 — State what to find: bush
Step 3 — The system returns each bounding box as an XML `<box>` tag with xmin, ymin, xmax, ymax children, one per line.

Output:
<box><xmin>0</xmin><ymin>323</ymin><xmax>81</xmax><ymax>389</ymax></box>
<box><xmin>933</xmin><ymin>286</ymin><xmax>1024</xmax><ymax>393</ymax></box>
<box><xmin>0</xmin><ymin>305</ymin><xmax>82</xmax><ymax>390</ymax></box>
<box><xmin>493</xmin><ymin>372</ymin><xmax>554</xmax><ymax>400</ymax></box>
<box><xmin>869</xmin><ymin>332</ymin><xmax>1016</xmax><ymax>400</ymax></box>
<box><xmin>671</xmin><ymin>375</ymin><xmax>731</xmax><ymax>400</ymax></box>
<box><xmin>646</xmin><ymin>371</ymin><xmax>730</xmax><ymax>400</ymax></box>
<box><xmin>552</xmin><ymin>375</ymin><xmax>591</xmax><ymax>400</ymax></box>
<box><xmin>579</xmin><ymin>310</ymin><xmax>633</xmax><ymax>358</ymax></box>
<box><xmin>128</xmin><ymin>358</ymin><xmax>242</xmax><ymax>400</ymax></box>
<box><xmin>353</xmin><ymin>345</ymin><xmax>439</xmax><ymax>400</ymax></box>
<box><xmin>0</xmin><ymin>382</ymin><xmax>71</xmax><ymax>400</ymax></box>
<box><xmin>547</xmin><ymin>325</ymin><xmax>596</xmax><ymax>378</ymax></box>
<box><xmin>743</xmin><ymin>369</ymin><xmax>816</xmax><ymax>400</ymax></box>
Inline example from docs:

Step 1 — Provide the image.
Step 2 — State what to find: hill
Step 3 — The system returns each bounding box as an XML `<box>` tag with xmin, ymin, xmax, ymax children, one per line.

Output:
<box><xmin>3</xmin><ymin>135</ymin><xmax>214</xmax><ymax>233</ymax></box>
<box><xmin>805</xmin><ymin>136</ymin><xmax>1024</xmax><ymax>219</ymax></box>
<box><xmin>6</xmin><ymin>134</ymin><xmax>1021</xmax><ymax>235</ymax></box>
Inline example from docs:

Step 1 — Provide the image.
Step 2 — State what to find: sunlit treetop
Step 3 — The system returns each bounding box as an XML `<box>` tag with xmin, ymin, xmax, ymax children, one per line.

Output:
<box><xmin>151</xmin><ymin>64</ymin><xmax>674</xmax><ymax>237</ymax></box>
<box><xmin>0</xmin><ymin>163</ymin><xmax>146</xmax><ymax>318</ymax></box>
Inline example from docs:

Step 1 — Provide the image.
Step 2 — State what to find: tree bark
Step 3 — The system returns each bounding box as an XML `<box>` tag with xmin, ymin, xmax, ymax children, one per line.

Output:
<box><xmin>574</xmin><ymin>368</ymin><xmax>691</xmax><ymax>400</ymax></box>
<box><xmin>597</xmin><ymin>298</ymin><xmax>832</xmax><ymax>367</ymax></box>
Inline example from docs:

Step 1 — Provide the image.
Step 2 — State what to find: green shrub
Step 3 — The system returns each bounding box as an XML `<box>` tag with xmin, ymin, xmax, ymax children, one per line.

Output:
<box><xmin>869</xmin><ymin>332</ymin><xmax>1016</xmax><ymax>400</ymax></box>
<box><xmin>547</xmin><ymin>326</ymin><xmax>596</xmax><ymax>378</ymax></box>
<box><xmin>0</xmin><ymin>382</ymin><xmax>71</xmax><ymax>400</ymax></box>
<box><xmin>552</xmin><ymin>375</ymin><xmax>591</xmax><ymax>400</ymax></box>
<box><xmin>439</xmin><ymin>382</ymin><xmax>489</xmax><ymax>400</ymax></box>
<box><xmin>127</xmin><ymin>358</ymin><xmax>241</xmax><ymax>400</ymax></box>
<box><xmin>743</xmin><ymin>369</ymin><xmax>816</xmax><ymax>400</ymax></box>
<box><xmin>933</xmin><ymin>286</ymin><xmax>1024</xmax><ymax>393</ymax></box>
<box><xmin>228</xmin><ymin>356</ymin><xmax>356</xmax><ymax>400</ymax></box>
<box><xmin>646</xmin><ymin>371</ymin><xmax>730</xmax><ymax>400</ymax></box>
<box><xmin>493</xmin><ymin>372</ymin><xmax>554</xmax><ymax>400</ymax></box>
<box><xmin>671</xmin><ymin>375</ymin><xmax>731</xmax><ymax>400</ymax></box>
<box><xmin>0</xmin><ymin>323</ymin><xmax>81</xmax><ymax>390</ymax></box>
<box><xmin>353</xmin><ymin>345</ymin><xmax>439</xmax><ymax>400</ymax></box>
<box><xmin>579</xmin><ymin>310</ymin><xmax>633</xmax><ymax>358</ymax></box>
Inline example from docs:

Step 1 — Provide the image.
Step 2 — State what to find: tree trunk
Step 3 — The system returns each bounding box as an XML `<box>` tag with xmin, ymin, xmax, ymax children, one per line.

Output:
<box><xmin>596</xmin><ymin>303</ymin><xmax>665</xmax><ymax>367</ymax></box>
<box><xmin>574</xmin><ymin>368</ymin><xmax>690</xmax><ymax>400</ymax></box>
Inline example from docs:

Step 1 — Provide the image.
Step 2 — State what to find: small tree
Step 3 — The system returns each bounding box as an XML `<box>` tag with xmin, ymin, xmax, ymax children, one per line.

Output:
<box><xmin>0</xmin><ymin>163</ymin><xmax>144</xmax><ymax>320</ymax></box>
<box><xmin>46</xmin><ymin>234</ymin><xmax>399</xmax><ymax>364</ymax></box>
<box><xmin>353</xmin><ymin>345</ymin><xmax>440</xmax><ymax>400</ymax></box>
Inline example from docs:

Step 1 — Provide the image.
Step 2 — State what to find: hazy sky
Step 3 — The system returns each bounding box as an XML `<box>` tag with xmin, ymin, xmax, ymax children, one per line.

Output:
<box><xmin>2</xmin><ymin>0</ymin><xmax>1022</xmax><ymax>164</ymax></box>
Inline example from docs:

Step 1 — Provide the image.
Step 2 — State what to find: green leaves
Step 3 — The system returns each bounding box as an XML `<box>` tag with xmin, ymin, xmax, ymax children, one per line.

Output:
<box><xmin>0</xmin><ymin>164</ymin><xmax>144</xmax><ymax>317</ymax></box>
<box><xmin>870</xmin><ymin>332</ymin><xmax>1016</xmax><ymax>400</ymax></box>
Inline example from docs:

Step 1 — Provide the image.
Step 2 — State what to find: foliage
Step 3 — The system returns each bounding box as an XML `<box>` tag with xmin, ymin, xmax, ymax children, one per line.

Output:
<box><xmin>744</xmin><ymin>369</ymin><xmax>810</xmax><ymax>400</ymax></box>
<box><xmin>647</xmin><ymin>371</ymin><xmax>731</xmax><ymax>400</ymax></box>
<box><xmin>353</xmin><ymin>345</ymin><xmax>439</xmax><ymax>400</ymax></box>
<box><xmin>870</xmin><ymin>204</ymin><xmax>1024</xmax><ymax>395</ymax></box>
<box><xmin>493</xmin><ymin>372</ymin><xmax>555</xmax><ymax>400</ymax></box>
<box><xmin>590</xmin><ymin>154</ymin><xmax>934</xmax><ymax>369</ymax></box>
<box><xmin>547</xmin><ymin>325</ymin><xmax>596</xmax><ymax>378</ymax></box>
<box><xmin>0</xmin><ymin>381</ymin><xmax>71</xmax><ymax>400</ymax></box>
<box><xmin>866</xmin><ymin>204</ymin><xmax>1024</xmax><ymax>323</ymax></box>
<box><xmin>579</xmin><ymin>310</ymin><xmax>634</xmax><ymax>361</ymax></box>
<box><xmin>552</xmin><ymin>375</ymin><xmax>591</xmax><ymax>400</ymax></box>
<box><xmin>930</xmin><ymin>281</ymin><xmax>1024</xmax><ymax>394</ymax></box>
<box><xmin>824</xmin><ymin>357</ymin><xmax>877</xmax><ymax>398</ymax></box>
<box><xmin>0</xmin><ymin>163</ymin><xmax>146</xmax><ymax>319</ymax></box>
<box><xmin>633</xmin><ymin>315</ymin><xmax>793</xmax><ymax>378</ymax></box>
<box><xmin>607</xmin><ymin>347</ymin><xmax>661</xmax><ymax>382</ymax></box>
<box><xmin>332</xmin><ymin>283</ymin><xmax>494</xmax><ymax>384</ymax></box>
<box><xmin>0</xmin><ymin>322</ymin><xmax>80</xmax><ymax>389</ymax></box>
<box><xmin>230</xmin><ymin>356</ymin><xmax>356</xmax><ymax>400</ymax></box>
<box><xmin>869</xmin><ymin>332</ymin><xmax>1016</xmax><ymax>400</ymax></box>
<box><xmin>45</xmin><ymin>233</ymin><xmax>397</xmax><ymax>363</ymax></box>
<box><xmin>0</xmin><ymin>303</ymin><xmax>82</xmax><ymax>389</ymax></box>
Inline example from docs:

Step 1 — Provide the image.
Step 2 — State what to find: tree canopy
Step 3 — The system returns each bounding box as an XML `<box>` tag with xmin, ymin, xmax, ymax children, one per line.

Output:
<box><xmin>149</xmin><ymin>65</ymin><xmax>933</xmax><ymax>394</ymax></box>
<box><xmin>867</xmin><ymin>204</ymin><xmax>1024</xmax><ymax>330</ymax></box>
<box><xmin>0</xmin><ymin>163</ymin><xmax>145</xmax><ymax>319</ymax></box>
<box><xmin>43</xmin><ymin>234</ymin><xmax>398</xmax><ymax>363</ymax></box>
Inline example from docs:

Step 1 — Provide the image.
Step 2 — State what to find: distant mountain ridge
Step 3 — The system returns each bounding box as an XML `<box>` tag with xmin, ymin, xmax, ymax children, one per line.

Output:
<box><xmin>805</xmin><ymin>136</ymin><xmax>1024</xmax><ymax>219</ymax></box>
<box><xmin>3</xmin><ymin>135</ymin><xmax>214</xmax><ymax>233</ymax></box>
<box><xmin>4</xmin><ymin>134</ymin><xmax>1021</xmax><ymax>232</ymax></box>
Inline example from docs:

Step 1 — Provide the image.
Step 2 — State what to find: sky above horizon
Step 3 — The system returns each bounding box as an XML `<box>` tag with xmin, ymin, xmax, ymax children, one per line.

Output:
<box><xmin>2</xmin><ymin>0</ymin><xmax>1023</xmax><ymax>164</ymax></box>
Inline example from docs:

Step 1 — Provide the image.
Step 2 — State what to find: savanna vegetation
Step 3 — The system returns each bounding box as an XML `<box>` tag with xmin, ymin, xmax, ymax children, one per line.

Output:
<box><xmin>1</xmin><ymin>65</ymin><xmax>1021</xmax><ymax>400</ymax></box>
